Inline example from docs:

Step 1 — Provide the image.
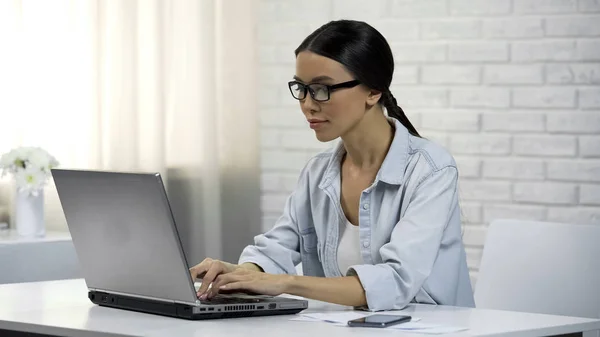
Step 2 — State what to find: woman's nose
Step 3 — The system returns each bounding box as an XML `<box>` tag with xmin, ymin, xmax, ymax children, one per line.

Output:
<box><xmin>301</xmin><ymin>92</ymin><xmax>319</xmax><ymax>112</ymax></box>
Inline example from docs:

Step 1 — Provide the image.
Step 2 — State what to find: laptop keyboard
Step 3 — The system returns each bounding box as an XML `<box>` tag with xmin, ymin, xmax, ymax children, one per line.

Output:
<box><xmin>199</xmin><ymin>295</ymin><xmax>266</xmax><ymax>305</ymax></box>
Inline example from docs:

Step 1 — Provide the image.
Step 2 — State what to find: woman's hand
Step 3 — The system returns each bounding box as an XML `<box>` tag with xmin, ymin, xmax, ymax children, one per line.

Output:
<box><xmin>208</xmin><ymin>268</ymin><xmax>292</xmax><ymax>299</ymax></box>
<box><xmin>191</xmin><ymin>258</ymin><xmax>366</xmax><ymax>307</ymax></box>
<box><xmin>190</xmin><ymin>258</ymin><xmax>239</xmax><ymax>299</ymax></box>
<box><xmin>190</xmin><ymin>258</ymin><xmax>264</xmax><ymax>299</ymax></box>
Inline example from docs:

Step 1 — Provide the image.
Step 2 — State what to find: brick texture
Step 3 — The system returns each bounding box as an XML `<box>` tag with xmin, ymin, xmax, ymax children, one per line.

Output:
<box><xmin>546</xmin><ymin>64</ymin><xmax>600</xmax><ymax>84</ymax></box>
<box><xmin>514</xmin><ymin>182</ymin><xmax>578</xmax><ymax>205</ymax></box>
<box><xmin>513</xmin><ymin>135</ymin><xmax>577</xmax><ymax>157</ymax></box>
<box><xmin>580</xmin><ymin>184</ymin><xmax>600</xmax><ymax>205</ymax></box>
<box><xmin>577</xmin><ymin>39</ymin><xmax>600</xmax><ymax>61</ymax></box>
<box><xmin>483</xmin><ymin>18</ymin><xmax>544</xmax><ymax>38</ymax></box>
<box><xmin>482</xmin><ymin>113</ymin><xmax>545</xmax><ymax>132</ymax></box>
<box><xmin>514</xmin><ymin>0</ymin><xmax>578</xmax><ymax>14</ymax></box>
<box><xmin>484</xmin><ymin>65</ymin><xmax>544</xmax><ymax>84</ymax></box>
<box><xmin>483</xmin><ymin>204</ymin><xmax>547</xmax><ymax>223</ymax></box>
<box><xmin>482</xmin><ymin>158</ymin><xmax>545</xmax><ymax>180</ymax></box>
<box><xmin>580</xmin><ymin>136</ymin><xmax>600</xmax><ymax>157</ymax></box>
<box><xmin>512</xmin><ymin>41</ymin><xmax>576</xmax><ymax>62</ymax></box>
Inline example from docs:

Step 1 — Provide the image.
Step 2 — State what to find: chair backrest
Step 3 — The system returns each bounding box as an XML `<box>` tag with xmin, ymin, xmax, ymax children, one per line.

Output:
<box><xmin>475</xmin><ymin>219</ymin><xmax>600</xmax><ymax>321</ymax></box>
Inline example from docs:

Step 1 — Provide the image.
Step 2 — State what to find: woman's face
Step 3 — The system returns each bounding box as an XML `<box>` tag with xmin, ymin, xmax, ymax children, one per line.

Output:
<box><xmin>293</xmin><ymin>51</ymin><xmax>373</xmax><ymax>142</ymax></box>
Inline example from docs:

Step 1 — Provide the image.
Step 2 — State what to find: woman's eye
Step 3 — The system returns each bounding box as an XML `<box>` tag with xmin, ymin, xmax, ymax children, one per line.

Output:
<box><xmin>312</xmin><ymin>85</ymin><xmax>328</xmax><ymax>100</ymax></box>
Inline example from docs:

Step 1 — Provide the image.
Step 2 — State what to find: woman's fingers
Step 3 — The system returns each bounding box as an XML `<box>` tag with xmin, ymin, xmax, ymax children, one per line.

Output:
<box><xmin>190</xmin><ymin>259</ymin><xmax>244</xmax><ymax>299</ymax></box>
<box><xmin>196</xmin><ymin>262</ymin><xmax>224</xmax><ymax>296</ymax></box>
<box><xmin>219</xmin><ymin>281</ymin><xmax>252</xmax><ymax>293</ymax></box>
<box><xmin>189</xmin><ymin>258</ymin><xmax>213</xmax><ymax>281</ymax></box>
<box><xmin>208</xmin><ymin>272</ymin><xmax>246</xmax><ymax>298</ymax></box>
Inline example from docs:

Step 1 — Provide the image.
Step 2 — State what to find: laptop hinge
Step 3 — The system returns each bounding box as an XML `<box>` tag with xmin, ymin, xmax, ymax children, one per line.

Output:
<box><xmin>88</xmin><ymin>288</ymin><xmax>198</xmax><ymax>306</ymax></box>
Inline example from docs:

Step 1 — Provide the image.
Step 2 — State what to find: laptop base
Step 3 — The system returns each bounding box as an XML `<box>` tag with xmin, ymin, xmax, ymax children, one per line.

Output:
<box><xmin>89</xmin><ymin>291</ymin><xmax>306</xmax><ymax>320</ymax></box>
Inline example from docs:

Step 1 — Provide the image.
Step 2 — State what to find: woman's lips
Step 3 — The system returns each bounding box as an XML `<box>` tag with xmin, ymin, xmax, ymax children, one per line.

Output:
<box><xmin>308</xmin><ymin>119</ymin><xmax>328</xmax><ymax>130</ymax></box>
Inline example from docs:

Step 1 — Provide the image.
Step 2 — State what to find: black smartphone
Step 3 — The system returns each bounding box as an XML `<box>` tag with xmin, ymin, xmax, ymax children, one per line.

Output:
<box><xmin>347</xmin><ymin>314</ymin><xmax>412</xmax><ymax>328</ymax></box>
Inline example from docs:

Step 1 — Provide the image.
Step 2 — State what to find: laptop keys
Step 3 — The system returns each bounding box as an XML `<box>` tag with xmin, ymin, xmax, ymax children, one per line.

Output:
<box><xmin>199</xmin><ymin>296</ymin><xmax>263</xmax><ymax>305</ymax></box>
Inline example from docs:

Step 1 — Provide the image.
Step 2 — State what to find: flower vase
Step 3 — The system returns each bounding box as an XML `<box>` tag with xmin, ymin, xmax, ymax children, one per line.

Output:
<box><xmin>15</xmin><ymin>189</ymin><xmax>45</xmax><ymax>237</ymax></box>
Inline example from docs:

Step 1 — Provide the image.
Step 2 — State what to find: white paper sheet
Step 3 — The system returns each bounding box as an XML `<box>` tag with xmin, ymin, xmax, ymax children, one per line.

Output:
<box><xmin>291</xmin><ymin>312</ymin><xmax>467</xmax><ymax>334</ymax></box>
<box><xmin>299</xmin><ymin>311</ymin><xmax>369</xmax><ymax>323</ymax></box>
<box><xmin>295</xmin><ymin>311</ymin><xmax>422</xmax><ymax>324</ymax></box>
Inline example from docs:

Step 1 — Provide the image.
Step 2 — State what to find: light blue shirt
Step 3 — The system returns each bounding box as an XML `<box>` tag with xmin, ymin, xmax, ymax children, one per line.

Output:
<box><xmin>239</xmin><ymin>118</ymin><xmax>475</xmax><ymax>311</ymax></box>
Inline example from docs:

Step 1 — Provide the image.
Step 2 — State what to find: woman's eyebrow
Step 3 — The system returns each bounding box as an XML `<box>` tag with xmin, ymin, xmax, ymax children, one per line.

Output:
<box><xmin>292</xmin><ymin>75</ymin><xmax>334</xmax><ymax>83</ymax></box>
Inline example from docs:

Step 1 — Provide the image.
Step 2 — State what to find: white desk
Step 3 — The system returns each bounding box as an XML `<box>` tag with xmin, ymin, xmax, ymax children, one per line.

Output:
<box><xmin>0</xmin><ymin>230</ymin><xmax>81</xmax><ymax>284</ymax></box>
<box><xmin>0</xmin><ymin>279</ymin><xmax>599</xmax><ymax>337</ymax></box>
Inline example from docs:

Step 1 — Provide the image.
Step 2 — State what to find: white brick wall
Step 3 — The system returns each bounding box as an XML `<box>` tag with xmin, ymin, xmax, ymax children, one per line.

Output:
<box><xmin>449</xmin><ymin>42</ymin><xmax>509</xmax><ymax>62</ymax></box>
<box><xmin>482</xmin><ymin>112</ymin><xmax>545</xmax><ymax>132</ymax></box>
<box><xmin>580</xmin><ymin>136</ymin><xmax>600</xmax><ymax>157</ymax></box>
<box><xmin>513</xmin><ymin>182</ymin><xmax>578</xmax><ymax>204</ymax></box>
<box><xmin>450</xmin><ymin>87</ymin><xmax>510</xmax><ymax>108</ymax></box>
<box><xmin>513</xmin><ymin>135</ymin><xmax>577</xmax><ymax>157</ymax></box>
<box><xmin>547</xmin><ymin>112</ymin><xmax>600</xmax><ymax>132</ymax></box>
<box><xmin>483</xmin><ymin>65</ymin><xmax>544</xmax><ymax>84</ymax></box>
<box><xmin>421</xmin><ymin>65</ymin><xmax>481</xmax><ymax>84</ymax></box>
<box><xmin>257</xmin><ymin>0</ymin><xmax>600</xmax><ymax>284</ymax></box>
<box><xmin>483</xmin><ymin>204</ymin><xmax>547</xmax><ymax>223</ymax></box>
<box><xmin>546</xmin><ymin>16</ymin><xmax>600</xmax><ymax>36</ymax></box>
<box><xmin>450</xmin><ymin>134</ymin><xmax>512</xmax><ymax>155</ymax></box>
<box><xmin>421</xmin><ymin>19</ymin><xmax>481</xmax><ymax>39</ymax></box>
<box><xmin>546</xmin><ymin>64</ymin><xmax>600</xmax><ymax>84</ymax></box>
<box><xmin>482</xmin><ymin>158</ymin><xmax>545</xmax><ymax>180</ymax></box>
<box><xmin>580</xmin><ymin>88</ymin><xmax>600</xmax><ymax>108</ymax></box>
<box><xmin>513</xmin><ymin>0</ymin><xmax>578</xmax><ymax>14</ymax></box>
<box><xmin>512</xmin><ymin>40</ymin><xmax>576</xmax><ymax>61</ymax></box>
<box><xmin>577</xmin><ymin>39</ymin><xmax>600</xmax><ymax>61</ymax></box>
<box><xmin>512</xmin><ymin>88</ymin><xmax>577</xmax><ymax>108</ymax></box>
<box><xmin>483</xmin><ymin>18</ymin><xmax>544</xmax><ymax>38</ymax></box>
<box><xmin>580</xmin><ymin>184</ymin><xmax>600</xmax><ymax>204</ymax></box>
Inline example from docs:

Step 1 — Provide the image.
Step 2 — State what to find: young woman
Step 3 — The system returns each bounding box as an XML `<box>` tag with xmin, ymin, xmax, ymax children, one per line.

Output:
<box><xmin>190</xmin><ymin>20</ymin><xmax>475</xmax><ymax>311</ymax></box>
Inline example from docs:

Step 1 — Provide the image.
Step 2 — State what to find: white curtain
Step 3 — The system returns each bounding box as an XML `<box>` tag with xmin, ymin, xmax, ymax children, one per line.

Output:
<box><xmin>0</xmin><ymin>0</ymin><xmax>261</xmax><ymax>263</ymax></box>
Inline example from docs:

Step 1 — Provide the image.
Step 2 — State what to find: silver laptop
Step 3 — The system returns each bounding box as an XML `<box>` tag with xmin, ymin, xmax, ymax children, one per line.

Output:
<box><xmin>52</xmin><ymin>169</ymin><xmax>308</xmax><ymax>320</ymax></box>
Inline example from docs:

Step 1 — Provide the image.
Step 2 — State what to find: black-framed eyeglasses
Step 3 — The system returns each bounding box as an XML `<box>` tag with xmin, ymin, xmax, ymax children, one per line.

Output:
<box><xmin>287</xmin><ymin>80</ymin><xmax>361</xmax><ymax>102</ymax></box>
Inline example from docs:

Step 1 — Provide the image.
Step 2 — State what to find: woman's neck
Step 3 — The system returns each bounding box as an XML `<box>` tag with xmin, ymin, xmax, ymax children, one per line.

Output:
<box><xmin>341</xmin><ymin>107</ymin><xmax>394</xmax><ymax>171</ymax></box>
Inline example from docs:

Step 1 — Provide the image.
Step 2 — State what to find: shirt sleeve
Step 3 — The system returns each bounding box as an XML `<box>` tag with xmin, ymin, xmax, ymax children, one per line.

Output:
<box><xmin>237</xmin><ymin>191</ymin><xmax>302</xmax><ymax>275</ymax></box>
<box><xmin>347</xmin><ymin>166</ymin><xmax>459</xmax><ymax>311</ymax></box>
<box><xmin>237</xmin><ymin>164</ymin><xmax>311</xmax><ymax>275</ymax></box>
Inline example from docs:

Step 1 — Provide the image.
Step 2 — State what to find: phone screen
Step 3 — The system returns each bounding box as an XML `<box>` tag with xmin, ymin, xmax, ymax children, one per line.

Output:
<box><xmin>350</xmin><ymin>314</ymin><xmax>411</xmax><ymax>326</ymax></box>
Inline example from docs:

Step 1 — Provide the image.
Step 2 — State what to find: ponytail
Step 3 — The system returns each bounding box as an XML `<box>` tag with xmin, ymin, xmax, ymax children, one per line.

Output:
<box><xmin>381</xmin><ymin>91</ymin><xmax>420</xmax><ymax>137</ymax></box>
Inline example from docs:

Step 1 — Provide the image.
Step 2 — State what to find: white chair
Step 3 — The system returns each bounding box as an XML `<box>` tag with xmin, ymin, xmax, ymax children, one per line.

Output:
<box><xmin>475</xmin><ymin>219</ymin><xmax>600</xmax><ymax>337</ymax></box>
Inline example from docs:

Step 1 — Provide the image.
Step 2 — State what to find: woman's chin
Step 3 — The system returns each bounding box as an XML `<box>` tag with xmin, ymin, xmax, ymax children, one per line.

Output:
<box><xmin>314</xmin><ymin>130</ymin><xmax>338</xmax><ymax>143</ymax></box>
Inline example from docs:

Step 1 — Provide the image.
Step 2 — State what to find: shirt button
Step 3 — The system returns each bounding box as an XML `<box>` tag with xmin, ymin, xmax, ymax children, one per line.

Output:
<box><xmin>362</xmin><ymin>241</ymin><xmax>370</xmax><ymax>248</ymax></box>
<box><xmin>362</xmin><ymin>203</ymin><xmax>370</xmax><ymax>210</ymax></box>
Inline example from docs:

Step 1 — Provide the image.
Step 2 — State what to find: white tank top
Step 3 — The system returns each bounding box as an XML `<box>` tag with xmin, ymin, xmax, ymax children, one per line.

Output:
<box><xmin>337</xmin><ymin>220</ymin><xmax>363</xmax><ymax>275</ymax></box>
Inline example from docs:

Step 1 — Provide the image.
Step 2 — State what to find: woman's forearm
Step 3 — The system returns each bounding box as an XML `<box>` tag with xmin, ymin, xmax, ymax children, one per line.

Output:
<box><xmin>284</xmin><ymin>275</ymin><xmax>367</xmax><ymax>307</ymax></box>
<box><xmin>240</xmin><ymin>262</ymin><xmax>263</xmax><ymax>272</ymax></box>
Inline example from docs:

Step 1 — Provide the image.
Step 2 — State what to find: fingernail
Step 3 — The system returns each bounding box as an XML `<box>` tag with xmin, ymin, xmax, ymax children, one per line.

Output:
<box><xmin>219</xmin><ymin>285</ymin><xmax>227</xmax><ymax>289</ymax></box>
<box><xmin>199</xmin><ymin>294</ymin><xmax>207</xmax><ymax>300</ymax></box>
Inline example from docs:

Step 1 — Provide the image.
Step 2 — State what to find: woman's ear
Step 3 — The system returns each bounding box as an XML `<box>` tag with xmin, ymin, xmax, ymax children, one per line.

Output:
<box><xmin>366</xmin><ymin>89</ymin><xmax>382</xmax><ymax>106</ymax></box>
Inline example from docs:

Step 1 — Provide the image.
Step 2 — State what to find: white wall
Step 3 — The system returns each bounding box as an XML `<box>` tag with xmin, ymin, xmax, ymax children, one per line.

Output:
<box><xmin>257</xmin><ymin>0</ymin><xmax>600</xmax><ymax>284</ymax></box>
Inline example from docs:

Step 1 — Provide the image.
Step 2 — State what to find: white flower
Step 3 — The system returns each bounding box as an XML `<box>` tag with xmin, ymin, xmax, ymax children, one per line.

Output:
<box><xmin>0</xmin><ymin>149</ymin><xmax>21</xmax><ymax>176</ymax></box>
<box><xmin>1</xmin><ymin>147</ymin><xmax>33</xmax><ymax>170</ymax></box>
<box><xmin>0</xmin><ymin>146</ymin><xmax>59</xmax><ymax>191</ymax></box>
<box><xmin>0</xmin><ymin>151</ymin><xmax>12</xmax><ymax>167</ymax></box>
<box><xmin>15</xmin><ymin>166</ymin><xmax>48</xmax><ymax>196</ymax></box>
<box><xmin>0</xmin><ymin>153</ymin><xmax>12</xmax><ymax>176</ymax></box>
<box><xmin>12</xmin><ymin>147</ymin><xmax>31</xmax><ymax>167</ymax></box>
<box><xmin>27</xmin><ymin>147</ymin><xmax>59</xmax><ymax>172</ymax></box>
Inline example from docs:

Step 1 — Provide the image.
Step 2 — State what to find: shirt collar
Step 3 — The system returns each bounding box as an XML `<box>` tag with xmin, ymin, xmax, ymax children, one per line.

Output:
<box><xmin>318</xmin><ymin>118</ymin><xmax>409</xmax><ymax>189</ymax></box>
